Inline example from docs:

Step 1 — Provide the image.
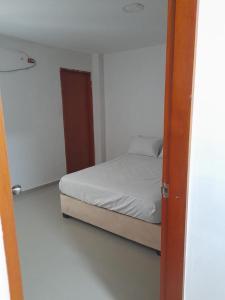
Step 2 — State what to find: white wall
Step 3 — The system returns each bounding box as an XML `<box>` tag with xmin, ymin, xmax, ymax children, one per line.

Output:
<box><xmin>0</xmin><ymin>34</ymin><xmax>92</xmax><ymax>190</ymax></box>
<box><xmin>0</xmin><ymin>36</ymin><xmax>166</xmax><ymax>189</ymax></box>
<box><xmin>184</xmin><ymin>1</ymin><xmax>225</xmax><ymax>299</ymax></box>
<box><xmin>104</xmin><ymin>45</ymin><xmax>166</xmax><ymax>160</ymax></box>
<box><xmin>91</xmin><ymin>54</ymin><xmax>106</xmax><ymax>163</ymax></box>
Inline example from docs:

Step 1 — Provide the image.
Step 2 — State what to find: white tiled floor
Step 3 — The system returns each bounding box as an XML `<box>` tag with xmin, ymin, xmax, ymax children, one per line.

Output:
<box><xmin>14</xmin><ymin>183</ymin><xmax>160</xmax><ymax>300</ymax></box>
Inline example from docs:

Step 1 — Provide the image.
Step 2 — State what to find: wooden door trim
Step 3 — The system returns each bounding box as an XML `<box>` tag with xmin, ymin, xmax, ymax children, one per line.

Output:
<box><xmin>0</xmin><ymin>98</ymin><xmax>23</xmax><ymax>299</ymax></box>
<box><xmin>160</xmin><ymin>1</ymin><xmax>176</xmax><ymax>298</ymax></box>
<box><xmin>160</xmin><ymin>0</ymin><xmax>198</xmax><ymax>299</ymax></box>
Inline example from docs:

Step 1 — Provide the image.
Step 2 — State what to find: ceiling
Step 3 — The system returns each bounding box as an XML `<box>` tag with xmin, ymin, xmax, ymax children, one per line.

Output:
<box><xmin>0</xmin><ymin>0</ymin><xmax>167</xmax><ymax>53</ymax></box>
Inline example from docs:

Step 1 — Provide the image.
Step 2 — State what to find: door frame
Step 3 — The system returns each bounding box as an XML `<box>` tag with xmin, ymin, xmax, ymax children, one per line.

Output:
<box><xmin>0</xmin><ymin>99</ymin><xmax>23</xmax><ymax>300</ymax></box>
<box><xmin>160</xmin><ymin>0</ymin><xmax>198</xmax><ymax>299</ymax></box>
<box><xmin>60</xmin><ymin>68</ymin><xmax>95</xmax><ymax>173</ymax></box>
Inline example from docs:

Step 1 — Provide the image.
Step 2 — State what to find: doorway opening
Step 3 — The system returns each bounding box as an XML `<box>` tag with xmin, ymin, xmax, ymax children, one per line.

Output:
<box><xmin>0</xmin><ymin>1</ymin><xmax>199</xmax><ymax>300</ymax></box>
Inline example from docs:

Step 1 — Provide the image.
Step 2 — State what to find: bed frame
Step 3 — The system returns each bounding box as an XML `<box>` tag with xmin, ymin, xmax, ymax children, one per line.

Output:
<box><xmin>60</xmin><ymin>194</ymin><xmax>161</xmax><ymax>251</ymax></box>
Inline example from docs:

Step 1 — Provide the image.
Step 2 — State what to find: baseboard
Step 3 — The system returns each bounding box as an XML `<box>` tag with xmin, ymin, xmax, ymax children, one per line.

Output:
<box><xmin>21</xmin><ymin>180</ymin><xmax>59</xmax><ymax>194</ymax></box>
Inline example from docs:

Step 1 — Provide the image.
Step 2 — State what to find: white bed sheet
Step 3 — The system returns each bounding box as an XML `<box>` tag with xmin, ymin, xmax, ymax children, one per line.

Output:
<box><xmin>59</xmin><ymin>154</ymin><xmax>162</xmax><ymax>223</ymax></box>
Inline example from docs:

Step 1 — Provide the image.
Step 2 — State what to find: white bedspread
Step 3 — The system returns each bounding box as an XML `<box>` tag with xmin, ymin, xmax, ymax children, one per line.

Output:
<box><xmin>59</xmin><ymin>154</ymin><xmax>162</xmax><ymax>223</ymax></box>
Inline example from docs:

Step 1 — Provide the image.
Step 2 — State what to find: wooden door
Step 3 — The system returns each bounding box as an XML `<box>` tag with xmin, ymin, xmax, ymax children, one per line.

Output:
<box><xmin>160</xmin><ymin>0</ymin><xmax>198</xmax><ymax>299</ymax></box>
<box><xmin>0</xmin><ymin>98</ymin><xmax>23</xmax><ymax>299</ymax></box>
<box><xmin>60</xmin><ymin>69</ymin><xmax>95</xmax><ymax>173</ymax></box>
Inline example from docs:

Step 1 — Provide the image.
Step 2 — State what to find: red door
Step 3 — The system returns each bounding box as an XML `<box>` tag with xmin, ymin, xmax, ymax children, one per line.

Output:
<box><xmin>60</xmin><ymin>69</ymin><xmax>95</xmax><ymax>174</ymax></box>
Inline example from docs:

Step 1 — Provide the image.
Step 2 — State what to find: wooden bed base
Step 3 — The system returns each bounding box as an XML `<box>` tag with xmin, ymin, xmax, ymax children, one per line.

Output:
<box><xmin>60</xmin><ymin>194</ymin><xmax>161</xmax><ymax>251</ymax></box>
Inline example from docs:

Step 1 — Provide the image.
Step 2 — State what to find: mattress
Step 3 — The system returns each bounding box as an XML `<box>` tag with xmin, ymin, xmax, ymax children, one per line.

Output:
<box><xmin>59</xmin><ymin>154</ymin><xmax>162</xmax><ymax>223</ymax></box>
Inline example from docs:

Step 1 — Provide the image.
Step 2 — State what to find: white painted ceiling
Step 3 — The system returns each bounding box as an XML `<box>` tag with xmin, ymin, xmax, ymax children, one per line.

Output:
<box><xmin>0</xmin><ymin>0</ymin><xmax>167</xmax><ymax>53</ymax></box>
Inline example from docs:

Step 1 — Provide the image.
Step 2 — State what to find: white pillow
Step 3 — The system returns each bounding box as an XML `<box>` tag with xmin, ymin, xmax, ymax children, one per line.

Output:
<box><xmin>158</xmin><ymin>147</ymin><xmax>163</xmax><ymax>159</ymax></box>
<box><xmin>128</xmin><ymin>136</ymin><xmax>162</xmax><ymax>158</ymax></box>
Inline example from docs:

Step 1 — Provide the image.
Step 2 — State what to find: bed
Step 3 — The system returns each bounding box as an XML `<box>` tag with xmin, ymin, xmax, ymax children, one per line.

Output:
<box><xmin>59</xmin><ymin>152</ymin><xmax>162</xmax><ymax>251</ymax></box>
